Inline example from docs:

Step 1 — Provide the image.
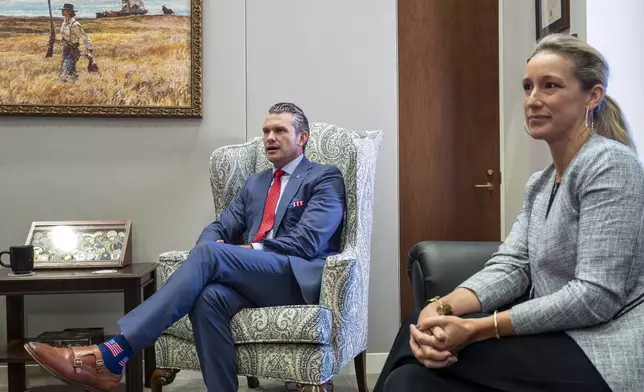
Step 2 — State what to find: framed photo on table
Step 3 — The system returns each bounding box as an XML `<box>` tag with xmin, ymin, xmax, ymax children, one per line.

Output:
<box><xmin>25</xmin><ymin>220</ymin><xmax>132</xmax><ymax>269</ymax></box>
<box><xmin>535</xmin><ymin>0</ymin><xmax>570</xmax><ymax>40</ymax></box>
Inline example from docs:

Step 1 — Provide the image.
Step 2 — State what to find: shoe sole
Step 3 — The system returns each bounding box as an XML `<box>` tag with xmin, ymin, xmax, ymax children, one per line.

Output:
<box><xmin>24</xmin><ymin>343</ymin><xmax>114</xmax><ymax>392</ymax></box>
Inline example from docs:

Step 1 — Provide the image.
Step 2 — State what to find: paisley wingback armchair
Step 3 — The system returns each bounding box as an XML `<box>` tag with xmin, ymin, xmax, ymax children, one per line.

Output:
<box><xmin>150</xmin><ymin>124</ymin><xmax>383</xmax><ymax>392</ymax></box>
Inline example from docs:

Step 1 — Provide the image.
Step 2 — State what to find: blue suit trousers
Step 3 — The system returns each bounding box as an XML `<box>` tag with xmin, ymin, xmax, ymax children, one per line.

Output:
<box><xmin>118</xmin><ymin>241</ymin><xmax>306</xmax><ymax>391</ymax></box>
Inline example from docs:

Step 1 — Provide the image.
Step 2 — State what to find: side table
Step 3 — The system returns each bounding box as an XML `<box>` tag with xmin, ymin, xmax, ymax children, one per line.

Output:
<box><xmin>0</xmin><ymin>262</ymin><xmax>158</xmax><ymax>392</ymax></box>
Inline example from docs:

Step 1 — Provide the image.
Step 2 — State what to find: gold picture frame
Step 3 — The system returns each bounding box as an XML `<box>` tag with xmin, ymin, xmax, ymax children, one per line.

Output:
<box><xmin>25</xmin><ymin>220</ymin><xmax>132</xmax><ymax>269</ymax></box>
<box><xmin>0</xmin><ymin>0</ymin><xmax>202</xmax><ymax>118</ymax></box>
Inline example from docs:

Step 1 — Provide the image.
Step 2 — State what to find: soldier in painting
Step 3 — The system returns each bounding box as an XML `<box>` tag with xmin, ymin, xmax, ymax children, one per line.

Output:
<box><xmin>50</xmin><ymin>4</ymin><xmax>94</xmax><ymax>81</ymax></box>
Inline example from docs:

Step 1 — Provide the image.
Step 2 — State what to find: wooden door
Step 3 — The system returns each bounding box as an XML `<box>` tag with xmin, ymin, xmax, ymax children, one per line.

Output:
<box><xmin>398</xmin><ymin>0</ymin><xmax>501</xmax><ymax>321</ymax></box>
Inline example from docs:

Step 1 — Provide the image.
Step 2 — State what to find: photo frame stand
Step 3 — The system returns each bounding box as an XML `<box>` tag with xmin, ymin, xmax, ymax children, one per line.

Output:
<box><xmin>25</xmin><ymin>220</ymin><xmax>132</xmax><ymax>269</ymax></box>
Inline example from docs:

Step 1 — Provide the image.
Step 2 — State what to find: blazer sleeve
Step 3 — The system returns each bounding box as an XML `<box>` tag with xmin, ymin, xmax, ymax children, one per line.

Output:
<box><xmin>457</xmin><ymin>173</ymin><xmax>536</xmax><ymax>311</ymax></box>
<box><xmin>260</xmin><ymin>166</ymin><xmax>345</xmax><ymax>260</ymax></box>
<box><xmin>510</xmin><ymin>148</ymin><xmax>644</xmax><ymax>335</ymax></box>
<box><xmin>196</xmin><ymin>179</ymin><xmax>249</xmax><ymax>245</ymax></box>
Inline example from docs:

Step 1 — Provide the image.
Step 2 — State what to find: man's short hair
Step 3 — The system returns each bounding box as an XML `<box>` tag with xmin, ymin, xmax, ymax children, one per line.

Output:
<box><xmin>269</xmin><ymin>102</ymin><xmax>310</xmax><ymax>135</ymax></box>
<box><xmin>269</xmin><ymin>102</ymin><xmax>309</xmax><ymax>153</ymax></box>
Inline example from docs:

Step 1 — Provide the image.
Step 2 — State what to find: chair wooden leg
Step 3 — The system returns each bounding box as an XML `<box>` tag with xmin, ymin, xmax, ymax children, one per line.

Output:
<box><xmin>247</xmin><ymin>376</ymin><xmax>260</xmax><ymax>388</ymax></box>
<box><xmin>285</xmin><ymin>381</ymin><xmax>334</xmax><ymax>392</ymax></box>
<box><xmin>150</xmin><ymin>368</ymin><xmax>180</xmax><ymax>392</ymax></box>
<box><xmin>355</xmin><ymin>350</ymin><xmax>368</xmax><ymax>392</ymax></box>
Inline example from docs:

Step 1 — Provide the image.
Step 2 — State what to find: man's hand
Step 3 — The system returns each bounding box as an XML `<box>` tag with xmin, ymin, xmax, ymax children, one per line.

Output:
<box><xmin>215</xmin><ymin>240</ymin><xmax>252</xmax><ymax>249</ymax></box>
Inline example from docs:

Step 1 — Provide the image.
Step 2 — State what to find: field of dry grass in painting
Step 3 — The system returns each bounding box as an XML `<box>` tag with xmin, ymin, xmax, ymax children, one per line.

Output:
<box><xmin>0</xmin><ymin>14</ymin><xmax>191</xmax><ymax>106</ymax></box>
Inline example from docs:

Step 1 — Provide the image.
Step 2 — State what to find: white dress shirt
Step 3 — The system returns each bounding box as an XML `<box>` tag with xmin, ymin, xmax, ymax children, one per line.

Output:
<box><xmin>251</xmin><ymin>154</ymin><xmax>304</xmax><ymax>250</ymax></box>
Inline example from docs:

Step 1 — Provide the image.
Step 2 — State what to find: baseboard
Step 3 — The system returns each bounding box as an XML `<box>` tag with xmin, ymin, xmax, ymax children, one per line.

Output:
<box><xmin>0</xmin><ymin>364</ymin><xmax>56</xmax><ymax>387</ymax></box>
<box><xmin>0</xmin><ymin>352</ymin><xmax>388</xmax><ymax>386</ymax></box>
<box><xmin>339</xmin><ymin>352</ymin><xmax>387</xmax><ymax>375</ymax></box>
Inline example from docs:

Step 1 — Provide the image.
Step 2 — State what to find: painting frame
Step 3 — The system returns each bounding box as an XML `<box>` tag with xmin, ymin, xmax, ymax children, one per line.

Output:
<box><xmin>0</xmin><ymin>0</ymin><xmax>202</xmax><ymax>118</ymax></box>
<box><xmin>535</xmin><ymin>0</ymin><xmax>570</xmax><ymax>40</ymax></box>
<box><xmin>25</xmin><ymin>220</ymin><xmax>132</xmax><ymax>269</ymax></box>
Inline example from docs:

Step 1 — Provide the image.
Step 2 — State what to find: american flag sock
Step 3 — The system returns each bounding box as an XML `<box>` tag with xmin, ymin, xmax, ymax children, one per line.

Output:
<box><xmin>97</xmin><ymin>334</ymin><xmax>134</xmax><ymax>375</ymax></box>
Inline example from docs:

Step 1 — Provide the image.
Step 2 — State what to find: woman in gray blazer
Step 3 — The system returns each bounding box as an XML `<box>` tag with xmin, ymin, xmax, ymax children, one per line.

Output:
<box><xmin>375</xmin><ymin>33</ymin><xmax>644</xmax><ymax>392</ymax></box>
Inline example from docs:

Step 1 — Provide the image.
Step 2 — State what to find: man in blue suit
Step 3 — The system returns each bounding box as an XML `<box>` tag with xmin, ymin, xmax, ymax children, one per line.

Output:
<box><xmin>24</xmin><ymin>102</ymin><xmax>346</xmax><ymax>392</ymax></box>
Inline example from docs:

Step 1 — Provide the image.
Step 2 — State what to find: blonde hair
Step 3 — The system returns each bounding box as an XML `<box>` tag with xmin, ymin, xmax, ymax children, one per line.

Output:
<box><xmin>529</xmin><ymin>34</ymin><xmax>633</xmax><ymax>148</ymax></box>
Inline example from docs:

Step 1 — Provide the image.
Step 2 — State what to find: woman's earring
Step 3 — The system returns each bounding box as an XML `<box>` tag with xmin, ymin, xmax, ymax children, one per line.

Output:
<box><xmin>584</xmin><ymin>108</ymin><xmax>595</xmax><ymax>132</ymax></box>
<box><xmin>523</xmin><ymin>121</ymin><xmax>532</xmax><ymax>136</ymax></box>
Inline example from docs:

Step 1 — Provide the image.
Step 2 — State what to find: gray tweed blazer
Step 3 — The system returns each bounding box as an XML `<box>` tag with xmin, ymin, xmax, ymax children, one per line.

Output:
<box><xmin>460</xmin><ymin>133</ymin><xmax>644</xmax><ymax>392</ymax></box>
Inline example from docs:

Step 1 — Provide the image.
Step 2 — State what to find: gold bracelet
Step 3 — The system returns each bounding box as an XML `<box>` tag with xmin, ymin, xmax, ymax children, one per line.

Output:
<box><xmin>493</xmin><ymin>310</ymin><xmax>500</xmax><ymax>339</ymax></box>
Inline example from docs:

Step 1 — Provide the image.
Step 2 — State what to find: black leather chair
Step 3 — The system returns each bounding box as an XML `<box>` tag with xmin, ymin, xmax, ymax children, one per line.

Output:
<box><xmin>407</xmin><ymin>241</ymin><xmax>502</xmax><ymax>311</ymax></box>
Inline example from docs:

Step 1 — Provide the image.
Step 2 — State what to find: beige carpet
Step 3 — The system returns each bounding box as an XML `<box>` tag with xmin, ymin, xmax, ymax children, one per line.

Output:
<box><xmin>10</xmin><ymin>370</ymin><xmax>380</xmax><ymax>391</ymax></box>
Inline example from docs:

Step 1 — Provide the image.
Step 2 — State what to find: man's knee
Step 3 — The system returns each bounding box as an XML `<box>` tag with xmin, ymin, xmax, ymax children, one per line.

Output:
<box><xmin>192</xmin><ymin>283</ymin><xmax>226</xmax><ymax>311</ymax></box>
<box><xmin>190</xmin><ymin>283</ymin><xmax>236</xmax><ymax>320</ymax></box>
<box><xmin>188</xmin><ymin>241</ymin><xmax>225</xmax><ymax>266</ymax></box>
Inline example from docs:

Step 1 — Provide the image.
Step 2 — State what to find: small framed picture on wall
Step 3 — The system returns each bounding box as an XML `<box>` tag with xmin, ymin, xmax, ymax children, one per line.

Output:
<box><xmin>535</xmin><ymin>0</ymin><xmax>570</xmax><ymax>40</ymax></box>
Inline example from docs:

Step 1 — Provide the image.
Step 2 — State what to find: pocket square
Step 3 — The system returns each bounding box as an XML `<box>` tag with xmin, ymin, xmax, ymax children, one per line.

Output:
<box><xmin>289</xmin><ymin>200</ymin><xmax>305</xmax><ymax>208</ymax></box>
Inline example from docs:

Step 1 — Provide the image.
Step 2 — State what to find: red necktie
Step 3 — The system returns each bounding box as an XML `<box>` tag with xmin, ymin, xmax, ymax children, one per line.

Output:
<box><xmin>253</xmin><ymin>169</ymin><xmax>286</xmax><ymax>242</ymax></box>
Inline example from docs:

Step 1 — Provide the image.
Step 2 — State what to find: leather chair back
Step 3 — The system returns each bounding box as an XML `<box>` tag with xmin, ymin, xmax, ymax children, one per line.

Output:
<box><xmin>407</xmin><ymin>241</ymin><xmax>502</xmax><ymax>312</ymax></box>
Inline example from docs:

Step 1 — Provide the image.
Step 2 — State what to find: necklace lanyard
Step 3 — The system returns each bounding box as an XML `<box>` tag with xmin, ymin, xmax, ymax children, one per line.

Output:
<box><xmin>546</xmin><ymin>180</ymin><xmax>560</xmax><ymax>219</ymax></box>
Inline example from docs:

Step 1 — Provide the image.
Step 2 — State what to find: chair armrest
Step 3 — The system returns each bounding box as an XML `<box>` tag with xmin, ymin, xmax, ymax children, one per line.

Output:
<box><xmin>319</xmin><ymin>248</ymin><xmax>368</xmax><ymax>369</ymax></box>
<box><xmin>158</xmin><ymin>250</ymin><xmax>190</xmax><ymax>285</ymax></box>
<box><xmin>408</xmin><ymin>241</ymin><xmax>501</xmax><ymax>312</ymax></box>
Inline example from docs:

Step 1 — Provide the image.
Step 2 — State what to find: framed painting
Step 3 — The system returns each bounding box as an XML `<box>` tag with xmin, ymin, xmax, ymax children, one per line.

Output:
<box><xmin>25</xmin><ymin>220</ymin><xmax>132</xmax><ymax>269</ymax></box>
<box><xmin>535</xmin><ymin>0</ymin><xmax>570</xmax><ymax>40</ymax></box>
<box><xmin>0</xmin><ymin>0</ymin><xmax>202</xmax><ymax>117</ymax></box>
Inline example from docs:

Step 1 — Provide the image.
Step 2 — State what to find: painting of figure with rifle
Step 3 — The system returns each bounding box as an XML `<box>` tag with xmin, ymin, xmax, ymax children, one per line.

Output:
<box><xmin>50</xmin><ymin>4</ymin><xmax>98</xmax><ymax>81</ymax></box>
<box><xmin>0</xmin><ymin>0</ymin><xmax>202</xmax><ymax>117</ymax></box>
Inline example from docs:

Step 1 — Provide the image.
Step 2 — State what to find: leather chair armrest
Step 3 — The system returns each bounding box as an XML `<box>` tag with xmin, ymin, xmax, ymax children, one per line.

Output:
<box><xmin>407</xmin><ymin>241</ymin><xmax>502</xmax><ymax>312</ymax></box>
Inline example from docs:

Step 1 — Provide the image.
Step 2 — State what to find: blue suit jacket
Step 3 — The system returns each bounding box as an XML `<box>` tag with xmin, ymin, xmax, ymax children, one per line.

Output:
<box><xmin>196</xmin><ymin>156</ymin><xmax>345</xmax><ymax>303</ymax></box>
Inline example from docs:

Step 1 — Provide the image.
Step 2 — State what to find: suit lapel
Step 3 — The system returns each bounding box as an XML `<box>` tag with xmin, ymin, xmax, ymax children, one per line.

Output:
<box><xmin>273</xmin><ymin>157</ymin><xmax>313</xmax><ymax>233</ymax></box>
<box><xmin>248</xmin><ymin>169</ymin><xmax>274</xmax><ymax>242</ymax></box>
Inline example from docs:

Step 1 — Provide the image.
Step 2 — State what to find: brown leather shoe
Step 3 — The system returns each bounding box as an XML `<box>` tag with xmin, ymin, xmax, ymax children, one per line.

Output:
<box><xmin>24</xmin><ymin>342</ymin><xmax>122</xmax><ymax>392</ymax></box>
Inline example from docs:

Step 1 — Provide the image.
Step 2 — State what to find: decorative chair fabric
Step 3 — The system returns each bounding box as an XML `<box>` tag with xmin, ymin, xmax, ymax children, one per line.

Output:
<box><xmin>155</xmin><ymin>334</ymin><xmax>336</xmax><ymax>384</ymax></box>
<box><xmin>154</xmin><ymin>123</ymin><xmax>383</xmax><ymax>383</ymax></box>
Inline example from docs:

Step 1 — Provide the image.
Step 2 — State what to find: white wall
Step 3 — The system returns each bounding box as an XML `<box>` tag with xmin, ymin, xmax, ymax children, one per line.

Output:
<box><xmin>500</xmin><ymin>0</ymin><xmax>587</xmax><ymax>236</ymax></box>
<box><xmin>570</xmin><ymin>0</ymin><xmax>587</xmax><ymax>40</ymax></box>
<box><xmin>586</xmin><ymin>0</ymin><xmax>644</xmax><ymax>156</ymax></box>
<box><xmin>245</xmin><ymin>0</ymin><xmax>399</xmax><ymax>353</ymax></box>
<box><xmin>0</xmin><ymin>0</ymin><xmax>398</xmax><ymax>358</ymax></box>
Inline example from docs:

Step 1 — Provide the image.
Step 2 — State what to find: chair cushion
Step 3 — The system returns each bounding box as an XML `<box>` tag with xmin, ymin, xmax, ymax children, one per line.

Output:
<box><xmin>231</xmin><ymin>305</ymin><xmax>332</xmax><ymax>344</ymax></box>
<box><xmin>155</xmin><ymin>333</ymin><xmax>335</xmax><ymax>384</ymax></box>
<box><xmin>164</xmin><ymin>305</ymin><xmax>333</xmax><ymax>345</ymax></box>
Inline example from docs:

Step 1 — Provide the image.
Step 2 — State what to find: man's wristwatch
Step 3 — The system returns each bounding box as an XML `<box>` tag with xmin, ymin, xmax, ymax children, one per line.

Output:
<box><xmin>424</xmin><ymin>296</ymin><xmax>453</xmax><ymax>316</ymax></box>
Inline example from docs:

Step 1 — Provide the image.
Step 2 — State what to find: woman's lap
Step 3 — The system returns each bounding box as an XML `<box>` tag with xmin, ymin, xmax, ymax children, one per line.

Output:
<box><xmin>374</xmin><ymin>312</ymin><xmax>610</xmax><ymax>392</ymax></box>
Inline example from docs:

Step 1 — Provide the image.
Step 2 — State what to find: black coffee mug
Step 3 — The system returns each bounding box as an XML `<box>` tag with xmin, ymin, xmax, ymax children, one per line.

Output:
<box><xmin>0</xmin><ymin>245</ymin><xmax>34</xmax><ymax>275</ymax></box>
